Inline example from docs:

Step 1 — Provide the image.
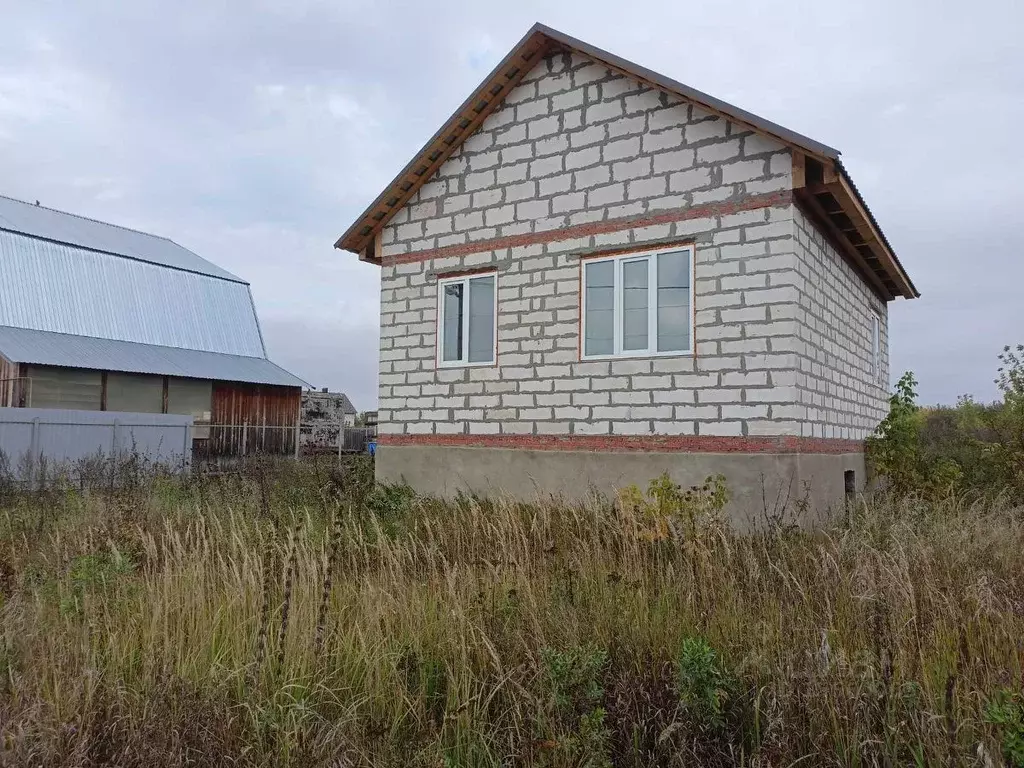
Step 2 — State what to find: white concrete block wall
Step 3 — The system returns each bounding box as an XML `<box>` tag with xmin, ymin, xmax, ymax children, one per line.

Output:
<box><xmin>375</xmin><ymin>50</ymin><xmax>887</xmax><ymax>443</ymax></box>
<box><xmin>792</xmin><ymin>207</ymin><xmax>889</xmax><ymax>439</ymax></box>
<box><xmin>378</xmin><ymin>205</ymin><xmax>804</xmax><ymax>439</ymax></box>
<box><xmin>380</xmin><ymin>51</ymin><xmax>791</xmax><ymax>258</ymax></box>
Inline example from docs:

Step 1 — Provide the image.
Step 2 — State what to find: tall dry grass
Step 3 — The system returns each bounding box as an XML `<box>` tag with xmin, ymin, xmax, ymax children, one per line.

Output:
<box><xmin>0</xmin><ymin>458</ymin><xmax>1021</xmax><ymax>766</ymax></box>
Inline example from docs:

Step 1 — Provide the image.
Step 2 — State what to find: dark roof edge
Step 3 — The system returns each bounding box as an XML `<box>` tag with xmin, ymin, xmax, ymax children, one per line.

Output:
<box><xmin>533</xmin><ymin>23</ymin><xmax>841</xmax><ymax>160</ymax></box>
<box><xmin>0</xmin><ymin>225</ymin><xmax>251</xmax><ymax>286</ymax></box>
<box><xmin>0</xmin><ymin>325</ymin><xmax>309</xmax><ymax>388</ymax></box>
<box><xmin>835</xmin><ymin>160</ymin><xmax>919</xmax><ymax>298</ymax></box>
<box><xmin>0</xmin><ymin>193</ymin><xmax>179</xmax><ymax>244</ymax></box>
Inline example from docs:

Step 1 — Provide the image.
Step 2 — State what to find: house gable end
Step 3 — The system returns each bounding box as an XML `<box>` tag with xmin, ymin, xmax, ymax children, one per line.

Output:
<box><xmin>380</xmin><ymin>50</ymin><xmax>792</xmax><ymax>262</ymax></box>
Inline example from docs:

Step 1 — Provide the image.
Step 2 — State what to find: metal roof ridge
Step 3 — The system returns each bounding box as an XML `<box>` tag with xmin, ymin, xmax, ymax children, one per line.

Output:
<box><xmin>0</xmin><ymin>193</ymin><xmax>179</xmax><ymax>244</ymax></box>
<box><xmin>0</xmin><ymin>224</ymin><xmax>250</xmax><ymax>285</ymax></box>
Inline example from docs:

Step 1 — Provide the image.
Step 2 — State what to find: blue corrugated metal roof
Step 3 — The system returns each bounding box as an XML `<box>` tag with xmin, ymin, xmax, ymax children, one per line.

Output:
<box><xmin>0</xmin><ymin>326</ymin><xmax>307</xmax><ymax>387</ymax></box>
<box><xmin>0</xmin><ymin>194</ymin><xmax>244</xmax><ymax>282</ymax></box>
<box><xmin>0</xmin><ymin>230</ymin><xmax>266</xmax><ymax>357</ymax></box>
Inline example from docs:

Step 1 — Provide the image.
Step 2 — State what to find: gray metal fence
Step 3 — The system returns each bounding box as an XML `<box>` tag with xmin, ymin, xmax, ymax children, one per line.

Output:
<box><xmin>0</xmin><ymin>407</ymin><xmax>193</xmax><ymax>480</ymax></box>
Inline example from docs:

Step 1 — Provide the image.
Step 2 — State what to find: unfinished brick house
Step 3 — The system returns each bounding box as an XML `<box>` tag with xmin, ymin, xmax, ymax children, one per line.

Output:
<box><xmin>335</xmin><ymin>23</ymin><xmax>918</xmax><ymax>520</ymax></box>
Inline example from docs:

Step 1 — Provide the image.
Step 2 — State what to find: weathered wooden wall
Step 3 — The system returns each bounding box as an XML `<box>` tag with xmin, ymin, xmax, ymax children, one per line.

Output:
<box><xmin>0</xmin><ymin>358</ymin><xmax>27</xmax><ymax>407</ymax></box>
<box><xmin>208</xmin><ymin>382</ymin><xmax>301</xmax><ymax>456</ymax></box>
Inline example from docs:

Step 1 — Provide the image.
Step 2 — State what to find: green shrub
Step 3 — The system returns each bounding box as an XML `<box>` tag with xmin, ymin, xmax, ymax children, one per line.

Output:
<box><xmin>984</xmin><ymin>688</ymin><xmax>1024</xmax><ymax>767</ymax></box>
<box><xmin>618</xmin><ymin>472</ymin><xmax>729</xmax><ymax>541</ymax></box>
<box><xmin>868</xmin><ymin>354</ymin><xmax>1024</xmax><ymax>500</ymax></box>
<box><xmin>538</xmin><ymin>644</ymin><xmax>612</xmax><ymax>767</ymax></box>
<box><xmin>675</xmin><ymin>636</ymin><xmax>735</xmax><ymax>732</ymax></box>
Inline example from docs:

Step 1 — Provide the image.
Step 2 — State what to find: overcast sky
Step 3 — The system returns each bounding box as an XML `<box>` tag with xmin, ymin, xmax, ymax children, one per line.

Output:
<box><xmin>1</xmin><ymin>0</ymin><xmax>1020</xmax><ymax>408</ymax></box>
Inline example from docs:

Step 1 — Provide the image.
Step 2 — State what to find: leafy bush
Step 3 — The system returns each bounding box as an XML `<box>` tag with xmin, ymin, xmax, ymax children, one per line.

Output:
<box><xmin>618</xmin><ymin>472</ymin><xmax>729</xmax><ymax>541</ymax></box>
<box><xmin>538</xmin><ymin>644</ymin><xmax>612</xmax><ymax>767</ymax></box>
<box><xmin>675</xmin><ymin>636</ymin><xmax>736</xmax><ymax>732</ymax></box>
<box><xmin>869</xmin><ymin>347</ymin><xmax>1024</xmax><ymax>500</ymax></box>
<box><xmin>984</xmin><ymin>688</ymin><xmax>1024</xmax><ymax>767</ymax></box>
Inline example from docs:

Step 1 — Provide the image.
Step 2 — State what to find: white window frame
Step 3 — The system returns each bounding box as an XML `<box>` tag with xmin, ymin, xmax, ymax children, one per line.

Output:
<box><xmin>435</xmin><ymin>271</ymin><xmax>498</xmax><ymax>368</ymax></box>
<box><xmin>871</xmin><ymin>312</ymin><xmax>883</xmax><ymax>383</ymax></box>
<box><xmin>580</xmin><ymin>245</ymin><xmax>695</xmax><ymax>361</ymax></box>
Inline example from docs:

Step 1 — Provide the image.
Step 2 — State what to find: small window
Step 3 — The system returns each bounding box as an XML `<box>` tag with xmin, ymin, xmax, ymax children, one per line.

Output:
<box><xmin>871</xmin><ymin>313</ymin><xmax>882</xmax><ymax>382</ymax></box>
<box><xmin>581</xmin><ymin>246</ymin><xmax>694</xmax><ymax>360</ymax></box>
<box><xmin>437</xmin><ymin>272</ymin><xmax>496</xmax><ymax>367</ymax></box>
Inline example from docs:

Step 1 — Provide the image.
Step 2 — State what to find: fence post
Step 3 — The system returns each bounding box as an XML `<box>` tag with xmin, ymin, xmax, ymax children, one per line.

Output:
<box><xmin>112</xmin><ymin>419</ymin><xmax>121</xmax><ymax>459</ymax></box>
<box><xmin>183</xmin><ymin>422</ymin><xmax>190</xmax><ymax>473</ymax></box>
<box><xmin>242</xmin><ymin>422</ymin><xmax>248</xmax><ymax>457</ymax></box>
<box><xmin>29</xmin><ymin>417</ymin><xmax>40</xmax><ymax>482</ymax></box>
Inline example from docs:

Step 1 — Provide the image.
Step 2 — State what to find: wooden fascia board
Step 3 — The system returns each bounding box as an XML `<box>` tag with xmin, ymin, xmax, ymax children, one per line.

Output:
<box><xmin>807</xmin><ymin>178</ymin><xmax>917</xmax><ymax>300</ymax></box>
<box><xmin>795</xmin><ymin>188</ymin><xmax>894</xmax><ymax>303</ymax></box>
<box><xmin>336</xmin><ymin>32</ymin><xmax>553</xmax><ymax>255</ymax></box>
<box><xmin>830</xmin><ymin>174</ymin><xmax>918</xmax><ymax>299</ymax></box>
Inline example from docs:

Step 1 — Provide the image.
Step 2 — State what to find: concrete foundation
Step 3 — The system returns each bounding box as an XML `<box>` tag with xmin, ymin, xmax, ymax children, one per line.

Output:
<box><xmin>377</xmin><ymin>445</ymin><xmax>865</xmax><ymax>529</ymax></box>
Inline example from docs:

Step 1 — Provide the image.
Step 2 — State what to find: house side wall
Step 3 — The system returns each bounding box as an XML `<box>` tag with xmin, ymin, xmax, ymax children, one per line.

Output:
<box><xmin>376</xmin><ymin>52</ymin><xmax>815</xmax><ymax>441</ymax></box>
<box><xmin>792</xmin><ymin>207</ymin><xmax>889</xmax><ymax>439</ymax></box>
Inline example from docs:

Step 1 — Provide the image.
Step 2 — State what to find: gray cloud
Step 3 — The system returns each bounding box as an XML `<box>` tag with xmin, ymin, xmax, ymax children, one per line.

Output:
<box><xmin>1</xmin><ymin>0</ymin><xmax>1020</xmax><ymax>407</ymax></box>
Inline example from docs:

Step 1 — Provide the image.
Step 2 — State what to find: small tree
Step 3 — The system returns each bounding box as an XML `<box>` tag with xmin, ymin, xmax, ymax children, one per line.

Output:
<box><xmin>990</xmin><ymin>344</ymin><xmax>1024</xmax><ymax>492</ymax></box>
<box><xmin>867</xmin><ymin>372</ymin><xmax>961</xmax><ymax>496</ymax></box>
<box><xmin>867</xmin><ymin>372</ymin><xmax>923</xmax><ymax>495</ymax></box>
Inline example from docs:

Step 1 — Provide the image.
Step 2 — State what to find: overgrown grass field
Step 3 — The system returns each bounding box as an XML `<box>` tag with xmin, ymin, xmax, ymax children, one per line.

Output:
<box><xmin>0</xmin><ymin>457</ymin><xmax>1022</xmax><ymax>767</ymax></box>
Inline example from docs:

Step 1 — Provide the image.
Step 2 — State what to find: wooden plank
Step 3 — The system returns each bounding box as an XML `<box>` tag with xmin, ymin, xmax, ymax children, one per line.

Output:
<box><xmin>794</xmin><ymin>189</ymin><xmax>892</xmax><ymax>302</ymax></box>
<box><xmin>792</xmin><ymin>152</ymin><xmax>806</xmax><ymax>189</ymax></box>
<box><xmin>826</xmin><ymin>176</ymin><xmax>916</xmax><ymax>298</ymax></box>
<box><xmin>807</xmin><ymin>180</ymin><xmax>912</xmax><ymax>298</ymax></box>
<box><xmin>822</xmin><ymin>161</ymin><xmax>838</xmax><ymax>184</ymax></box>
<box><xmin>161</xmin><ymin>376</ymin><xmax>169</xmax><ymax>414</ymax></box>
<box><xmin>100</xmin><ymin>371</ymin><xmax>108</xmax><ymax>411</ymax></box>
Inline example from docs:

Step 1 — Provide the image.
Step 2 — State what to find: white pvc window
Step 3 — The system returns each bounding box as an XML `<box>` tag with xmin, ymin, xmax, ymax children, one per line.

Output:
<box><xmin>581</xmin><ymin>246</ymin><xmax>694</xmax><ymax>360</ymax></box>
<box><xmin>436</xmin><ymin>272</ymin><xmax>497</xmax><ymax>367</ymax></box>
<box><xmin>871</xmin><ymin>313</ymin><xmax>882</xmax><ymax>382</ymax></box>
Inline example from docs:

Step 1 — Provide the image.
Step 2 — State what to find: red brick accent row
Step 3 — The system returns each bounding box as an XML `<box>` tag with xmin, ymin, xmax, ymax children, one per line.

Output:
<box><xmin>384</xmin><ymin>189</ymin><xmax>793</xmax><ymax>266</ymax></box>
<box><xmin>379</xmin><ymin>432</ymin><xmax>864</xmax><ymax>455</ymax></box>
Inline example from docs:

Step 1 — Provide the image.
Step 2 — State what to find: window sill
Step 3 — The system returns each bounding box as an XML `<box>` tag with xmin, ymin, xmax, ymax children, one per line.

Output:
<box><xmin>580</xmin><ymin>349</ymin><xmax>694</xmax><ymax>362</ymax></box>
<box><xmin>436</xmin><ymin>360</ymin><xmax>496</xmax><ymax>369</ymax></box>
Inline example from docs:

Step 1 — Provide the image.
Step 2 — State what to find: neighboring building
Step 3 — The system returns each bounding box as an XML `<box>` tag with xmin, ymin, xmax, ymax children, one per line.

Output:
<box><xmin>0</xmin><ymin>195</ymin><xmax>306</xmax><ymax>456</ymax></box>
<box><xmin>335</xmin><ymin>24</ymin><xmax>918</xmax><ymax>518</ymax></box>
<box><xmin>362</xmin><ymin>410</ymin><xmax>379</xmax><ymax>431</ymax></box>
<box><xmin>299</xmin><ymin>388</ymin><xmax>358</xmax><ymax>452</ymax></box>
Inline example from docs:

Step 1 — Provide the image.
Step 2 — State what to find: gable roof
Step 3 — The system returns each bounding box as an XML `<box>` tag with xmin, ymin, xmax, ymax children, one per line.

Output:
<box><xmin>0</xmin><ymin>194</ymin><xmax>244</xmax><ymax>282</ymax></box>
<box><xmin>0</xmin><ymin>195</ymin><xmax>307</xmax><ymax>387</ymax></box>
<box><xmin>335</xmin><ymin>22</ymin><xmax>917</xmax><ymax>301</ymax></box>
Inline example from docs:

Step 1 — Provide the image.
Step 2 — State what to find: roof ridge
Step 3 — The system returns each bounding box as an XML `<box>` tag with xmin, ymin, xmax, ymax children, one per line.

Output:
<box><xmin>0</xmin><ymin>193</ymin><xmax>175</xmax><ymax>243</ymax></box>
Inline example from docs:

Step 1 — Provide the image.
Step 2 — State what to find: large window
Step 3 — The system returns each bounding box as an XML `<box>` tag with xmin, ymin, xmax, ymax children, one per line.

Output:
<box><xmin>436</xmin><ymin>272</ymin><xmax>497</xmax><ymax>367</ymax></box>
<box><xmin>581</xmin><ymin>246</ymin><xmax>694</xmax><ymax>359</ymax></box>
